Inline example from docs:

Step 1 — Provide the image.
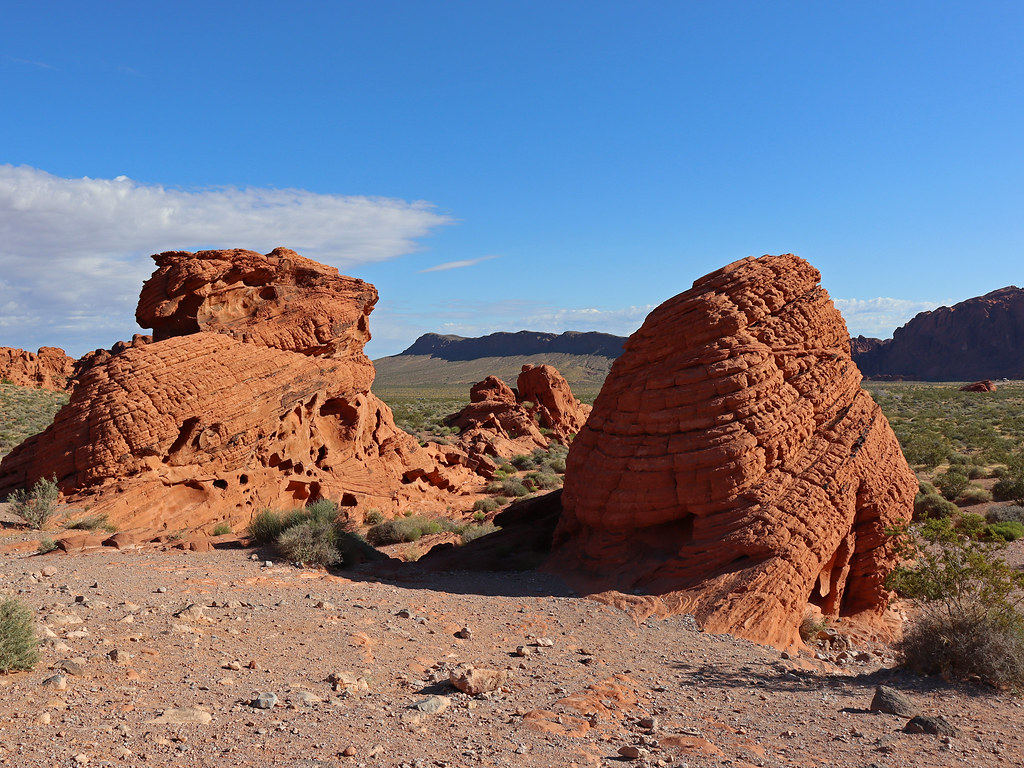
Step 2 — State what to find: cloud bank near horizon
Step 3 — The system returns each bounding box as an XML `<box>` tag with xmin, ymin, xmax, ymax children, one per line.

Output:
<box><xmin>833</xmin><ymin>297</ymin><xmax>942</xmax><ymax>339</ymax></box>
<box><xmin>0</xmin><ymin>165</ymin><xmax>451</xmax><ymax>355</ymax></box>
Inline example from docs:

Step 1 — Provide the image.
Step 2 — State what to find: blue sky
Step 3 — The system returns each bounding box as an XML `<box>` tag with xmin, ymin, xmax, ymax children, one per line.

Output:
<box><xmin>2</xmin><ymin>2</ymin><xmax>1022</xmax><ymax>358</ymax></box>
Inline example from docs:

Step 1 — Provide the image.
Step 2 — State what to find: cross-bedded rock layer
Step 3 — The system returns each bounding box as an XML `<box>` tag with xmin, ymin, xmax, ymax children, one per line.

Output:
<box><xmin>552</xmin><ymin>254</ymin><xmax>917</xmax><ymax>648</ymax></box>
<box><xmin>0</xmin><ymin>249</ymin><xmax>469</xmax><ymax>531</ymax></box>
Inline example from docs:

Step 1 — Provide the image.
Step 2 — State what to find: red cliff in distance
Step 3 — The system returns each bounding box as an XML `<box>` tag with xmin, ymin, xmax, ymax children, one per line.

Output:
<box><xmin>552</xmin><ymin>254</ymin><xmax>917</xmax><ymax>648</ymax></box>
<box><xmin>0</xmin><ymin>346</ymin><xmax>75</xmax><ymax>391</ymax></box>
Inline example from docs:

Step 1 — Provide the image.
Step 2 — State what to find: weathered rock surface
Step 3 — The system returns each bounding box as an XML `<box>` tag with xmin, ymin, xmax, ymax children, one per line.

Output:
<box><xmin>852</xmin><ymin>286</ymin><xmax>1024</xmax><ymax>381</ymax></box>
<box><xmin>448</xmin><ymin>365</ymin><xmax>591</xmax><ymax>459</ymax></box>
<box><xmin>0</xmin><ymin>346</ymin><xmax>75</xmax><ymax>390</ymax></box>
<box><xmin>552</xmin><ymin>253</ymin><xmax>917</xmax><ymax>648</ymax></box>
<box><xmin>0</xmin><ymin>248</ymin><xmax>467</xmax><ymax>531</ymax></box>
<box><xmin>959</xmin><ymin>379</ymin><xmax>996</xmax><ymax>393</ymax></box>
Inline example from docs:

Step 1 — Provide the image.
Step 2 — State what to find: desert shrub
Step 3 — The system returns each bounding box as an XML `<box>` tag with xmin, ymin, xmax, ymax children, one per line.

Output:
<box><xmin>955</xmin><ymin>512</ymin><xmax>988</xmax><ymax>539</ymax></box>
<box><xmin>993</xmin><ymin>476</ymin><xmax>1024</xmax><ymax>506</ymax></box>
<box><xmin>913</xmin><ymin>492</ymin><xmax>957</xmax><ymax>520</ymax></box>
<box><xmin>988</xmin><ymin>505</ymin><xmax>1024</xmax><ymax>524</ymax></box>
<box><xmin>9</xmin><ymin>476</ymin><xmax>60</xmax><ymax>530</ymax></box>
<box><xmin>461</xmin><ymin>522</ymin><xmax>500</xmax><ymax>544</ymax></box>
<box><xmin>363</xmin><ymin>509</ymin><xmax>385</xmax><ymax>526</ymax></box>
<box><xmin>36</xmin><ymin>537</ymin><xmax>57</xmax><ymax>554</ymax></box>
<box><xmin>0</xmin><ymin>598</ymin><xmax>39</xmax><ymax>673</ymax></box>
<box><xmin>935</xmin><ymin>469</ymin><xmax>970</xmax><ymax>501</ymax></box>
<box><xmin>900</xmin><ymin>432</ymin><xmax>951</xmax><ymax>469</ymax></box>
<box><xmin>472</xmin><ymin>498</ymin><xmax>500</xmax><ymax>515</ymax></box>
<box><xmin>510</xmin><ymin>454</ymin><xmax>535</xmax><ymax>470</ymax></box>
<box><xmin>246</xmin><ymin>509</ymin><xmax>287</xmax><ymax>545</ymax></box>
<box><xmin>212</xmin><ymin>522</ymin><xmax>232</xmax><ymax>536</ymax></box>
<box><xmin>500</xmin><ymin>478</ymin><xmax>530</xmax><ymax>498</ymax></box>
<box><xmin>799</xmin><ymin>614</ymin><xmax>829</xmax><ymax>643</ymax></box>
<box><xmin>957</xmin><ymin>485</ymin><xmax>992</xmax><ymax>506</ymax></box>
<box><xmin>524</xmin><ymin>472</ymin><xmax>561</xmax><ymax>491</ymax></box>
<box><xmin>887</xmin><ymin>518</ymin><xmax>1024</xmax><ymax>689</ymax></box>
<box><xmin>918</xmin><ymin>480</ymin><xmax>938</xmax><ymax>496</ymax></box>
<box><xmin>365</xmin><ymin>516</ymin><xmax>458</xmax><ymax>546</ymax></box>
<box><xmin>66</xmin><ymin>512</ymin><xmax>116</xmax><ymax>533</ymax></box>
<box><xmin>968</xmin><ymin>465</ymin><xmax>992</xmax><ymax>480</ymax></box>
<box><xmin>304</xmin><ymin>498</ymin><xmax>340</xmax><ymax>523</ymax></box>
<box><xmin>987</xmin><ymin>521</ymin><xmax>1024</xmax><ymax>542</ymax></box>
<box><xmin>276</xmin><ymin>518</ymin><xmax>341</xmax><ymax>567</ymax></box>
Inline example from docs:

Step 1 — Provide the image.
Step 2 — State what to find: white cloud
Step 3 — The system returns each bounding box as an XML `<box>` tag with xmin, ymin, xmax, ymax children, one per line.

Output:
<box><xmin>418</xmin><ymin>254</ymin><xmax>500</xmax><ymax>273</ymax></box>
<box><xmin>0</xmin><ymin>165</ymin><xmax>451</xmax><ymax>355</ymax></box>
<box><xmin>833</xmin><ymin>297</ymin><xmax>943</xmax><ymax>339</ymax></box>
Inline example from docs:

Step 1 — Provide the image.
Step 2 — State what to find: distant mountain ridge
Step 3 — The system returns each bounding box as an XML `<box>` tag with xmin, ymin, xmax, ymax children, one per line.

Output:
<box><xmin>400</xmin><ymin>331</ymin><xmax>627</xmax><ymax>361</ymax></box>
<box><xmin>851</xmin><ymin>285</ymin><xmax>1024</xmax><ymax>381</ymax></box>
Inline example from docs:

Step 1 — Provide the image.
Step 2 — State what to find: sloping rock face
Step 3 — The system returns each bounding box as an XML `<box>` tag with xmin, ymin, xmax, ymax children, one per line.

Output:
<box><xmin>852</xmin><ymin>286</ymin><xmax>1024</xmax><ymax>380</ymax></box>
<box><xmin>959</xmin><ymin>379</ymin><xmax>996</xmax><ymax>392</ymax></box>
<box><xmin>0</xmin><ymin>248</ymin><xmax>466</xmax><ymax>531</ymax></box>
<box><xmin>449</xmin><ymin>365</ymin><xmax>591</xmax><ymax>460</ymax></box>
<box><xmin>0</xmin><ymin>347</ymin><xmax>75</xmax><ymax>391</ymax></box>
<box><xmin>552</xmin><ymin>254</ymin><xmax>917</xmax><ymax>648</ymax></box>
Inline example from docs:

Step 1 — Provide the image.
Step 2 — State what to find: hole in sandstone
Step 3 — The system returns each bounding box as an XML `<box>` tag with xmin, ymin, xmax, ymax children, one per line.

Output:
<box><xmin>239</xmin><ymin>474</ymin><xmax>249</xmax><ymax>485</ymax></box>
<box><xmin>308</xmin><ymin>481</ymin><xmax>322</xmax><ymax>501</ymax></box>
<box><xmin>168</xmin><ymin>417</ymin><xmax>201</xmax><ymax>456</ymax></box>
<box><xmin>213</xmin><ymin>479</ymin><xmax>228</xmax><ymax>490</ymax></box>
<box><xmin>286</xmin><ymin>480</ymin><xmax>310</xmax><ymax>501</ymax></box>
<box><xmin>316</xmin><ymin>446</ymin><xmax>328</xmax><ymax>464</ymax></box>
<box><xmin>319</xmin><ymin>398</ymin><xmax>359</xmax><ymax>427</ymax></box>
<box><xmin>293</xmin><ymin>462</ymin><xmax>304</xmax><ymax>475</ymax></box>
<box><xmin>258</xmin><ymin>286</ymin><xmax>277</xmax><ymax>300</ymax></box>
<box><xmin>268</xmin><ymin>453</ymin><xmax>281</xmax><ymax>467</ymax></box>
<box><xmin>340</xmin><ymin>493</ymin><xmax>357</xmax><ymax>507</ymax></box>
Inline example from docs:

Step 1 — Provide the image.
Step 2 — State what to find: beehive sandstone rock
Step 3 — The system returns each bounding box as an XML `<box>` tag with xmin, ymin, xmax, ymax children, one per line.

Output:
<box><xmin>0</xmin><ymin>346</ymin><xmax>75</xmax><ymax>391</ymax></box>
<box><xmin>0</xmin><ymin>249</ymin><xmax>465</xmax><ymax>531</ymax></box>
<box><xmin>552</xmin><ymin>254</ymin><xmax>917</xmax><ymax>648</ymax></box>
<box><xmin>449</xmin><ymin>365</ymin><xmax>591</xmax><ymax>459</ymax></box>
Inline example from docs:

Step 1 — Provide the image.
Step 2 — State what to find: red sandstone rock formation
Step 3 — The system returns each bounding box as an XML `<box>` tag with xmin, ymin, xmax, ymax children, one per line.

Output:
<box><xmin>0</xmin><ymin>248</ymin><xmax>471</xmax><ymax>532</ymax></box>
<box><xmin>0</xmin><ymin>346</ymin><xmax>75</xmax><ymax>391</ymax></box>
<box><xmin>852</xmin><ymin>286</ymin><xmax>1024</xmax><ymax>381</ymax></box>
<box><xmin>551</xmin><ymin>254</ymin><xmax>917</xmax><ymax>648</ymax></box>
<box><xmin>959</xmin><ymin>380</ymin><xmax>997</xmax><ymax>392</ymax></box>
<box><xmin>449</xmin><ymin>365</ymin><xmax>591</xmax><ymax>460</ymax></box>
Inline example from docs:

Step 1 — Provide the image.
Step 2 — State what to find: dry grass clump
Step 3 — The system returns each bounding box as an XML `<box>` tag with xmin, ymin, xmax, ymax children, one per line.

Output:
<box><xmin>0</xmin><ymin>598</ymin><xmax>39</xmax><ymax>673</ymax></box>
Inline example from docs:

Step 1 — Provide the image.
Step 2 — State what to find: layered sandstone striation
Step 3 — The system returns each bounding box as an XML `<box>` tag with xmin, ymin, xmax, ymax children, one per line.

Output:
<box><xmin>0</xmin><ymin>346</ymin><xmax>75</xmax><ymax>391</ymax></box>
<box><xmin>0</xmin><ymin>248</ymin><xmax>470</xmax><ymax>531</ymax></box>
<box><xmin>552</xmin><ymin>254</ymin><xmax>917</xmax><ymax>648</ymax></box>
<box><xmin>448</xmin><ymin>365</ymin><xmax>591</xmax><ymax>460</ymax></box>
<box><xmin>852</xmin><ymin>286</ymin><xmax>1024</xmax><ymax>380</ymax></box>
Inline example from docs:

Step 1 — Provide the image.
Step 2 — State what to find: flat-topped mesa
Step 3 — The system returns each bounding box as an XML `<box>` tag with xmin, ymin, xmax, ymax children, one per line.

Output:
<box><xmin>551</xmin><ymin>253</ymin><xmax>917</xmax><ymax>649</ymax></box>
<box><xmin>0</xmin><ymin>248</ymin><xmax>463</xmax><ymax>532</ymax></box>
<box><xmin>137</xmin><ymin>247</ymin><xmax>377</xmax><ymax>361</ymax></box>
<box><xmin>449</xmin><ymin>365</ymin><xmax>591</xmax><ymax>460</ymax></box>
<box><xmin>0</xmin><ymin>347</ymin><xmax>75</xmax><ymax>391</ymax></box>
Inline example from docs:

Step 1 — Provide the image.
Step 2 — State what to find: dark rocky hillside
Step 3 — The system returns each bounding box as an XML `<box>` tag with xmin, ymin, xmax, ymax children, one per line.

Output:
<box><xmin>852</xmin><ymin>286</ymin><xmax>1024</xmax><ymax>380</ymax></box>
<box><xmin>401</xmin><ymin>330</ymin><xmax>626</xmax><ymax>360</ymax></box>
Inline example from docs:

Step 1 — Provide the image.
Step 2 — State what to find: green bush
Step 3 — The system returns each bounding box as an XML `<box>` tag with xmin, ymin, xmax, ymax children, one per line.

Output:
<box><xmin>955</xmin><ymin>512</ymin><xmax>988</xmax><ymax>539</ymax></box>
<box><xmin>276</xmin><ymin>518</ymin><xmax>341</xmax><ymax>567</ymax></box>
<box><xmin>472</xmin><ymin>498</ymin><xmax>500</xmax><ymax>515</ymax></box>
<box><xmin>913</xmin><ymin>492</ymin><xmax>957</xmax><ymax>520</ymax></box>
<box><xmin>246</xmin><ymin>509</ymin><xmax>287</xmax><ymax>545</ymax></box>
<box><xmin>461</xmin><ymin>522</ymin><xmax>499</xmax><ymax>544</ymax></box>
<box><xmin>9</xmin><ymin>476</ymin><xmax>60</xmax><ymax>530</ymax></box>
<box><xmin>36</xmin><ymin>537</ymin><xmax>57</xmax><ymax>554</ymax></box>
<box><xmin>987</xmin><ymin>521</ymin><xmax>1024</xmax><ymax>542</ymax></box>
<box><xmin>212</xmin><ymin>522</ymin><xmax>232</xmax><ymax>536</ymax></box>
<box><xmin>524</xmin><ymin>472</ymin><xmax>561</xmax><ymax>491</ymax></box>
<box><xmin>365</xmin><ymin>516</ymin><xmax>459</xmax><ymax>546</ymax></box>
<box><xmin>993</xmin><ymin>476</ymin><xmax>1024</xmax><ymax>506</ymax></box>
<box><xmin>510</xmin><ymin>454</ymin><xmax>535</xmax><ymax>470</ymax></box>
<box><xmin>935</xmin><ymin>469</ymin><xmax>970</xmax><ymax>501</ymax></box>
<box><xmin>957</xmin><ymin>485</ymin><xmax>992</xmax><ymax>506</ymax></box>
<box><xmin>0</xmin><ymin>598</ymin><xmax>39</xmax><ymax>673</ymax></box>
<box><xmin>886</xmin><ymin>518</ymin><xmax>1024</xmax><ymax>690</ymax></box>
<box><xmin>500</xmin><ymin>478</ymin><xmax>530</xmax><ymax>498</ymax></box>
<box><xmin>66</xmin><ymin>512</ymin><xmax>116</xmax><ymax>533</ymax></box>
<box><xmin>363</xmin><ymin>509</ymin><xmax>385</xmax><ymax>526</ymax></box>
<box><xmin>989</xmin><ymin>505</ymin><xmax>1024</xmax><ymax>524</ymax></box>
<box><xmin>918</xmin><ymin>480</ymin><xmax>938</xmax><ymax>496</ymax></box>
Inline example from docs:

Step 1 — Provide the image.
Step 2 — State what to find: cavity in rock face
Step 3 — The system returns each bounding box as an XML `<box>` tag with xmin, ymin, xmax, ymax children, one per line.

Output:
<box><xmin>552</xmin><ymin>254</ymin><xmax>917</xmax><ymax>648</ymax></box>
<box><xmin>0</xmin><ymin>248</ymin><xmax>461</xmax><ymax>532</ymax></box>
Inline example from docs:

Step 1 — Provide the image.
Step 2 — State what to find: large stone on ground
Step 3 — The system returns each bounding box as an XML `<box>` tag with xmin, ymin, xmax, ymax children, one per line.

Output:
<box><xmin>0</xmin><ymin>248</ymin><xmax>467</xmax><ymax>532</ymax></box>
<box><xmin>551</xmin><ymin>254</ymin><xmax>917</xmax><ymax>647</ymax></box>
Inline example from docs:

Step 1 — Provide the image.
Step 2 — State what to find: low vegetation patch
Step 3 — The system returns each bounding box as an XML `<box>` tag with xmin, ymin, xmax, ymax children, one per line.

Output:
<box><xmin>8</xmin><ymin>476</ymin><xmax>60</xmax><ymax>530</ymax></box>
<box><xmin>246</xmin><ymin>499</ymin><xmax>369</xmax><ymax>568</ymax></box>
<box><xmin>0</xmin><ymin>597</ymin><xmax>39</xmax><ymax>673</ymax></box>
<box><xmin>365</xmin><ymin>515</ymin><xmax>460</xmax><ymax>546</ymax></box>
<box><xmin>0</xmin><ymin>382</ymin><xmax>68</xmax><ymax>460</ymax></box>
<box><xmin>65</xmin><ymin>512</ymin><xmax>116</xmax><ymax>533</ymax></box>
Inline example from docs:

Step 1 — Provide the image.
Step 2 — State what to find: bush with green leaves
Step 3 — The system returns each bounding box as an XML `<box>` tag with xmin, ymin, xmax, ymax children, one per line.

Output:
<box><xmin>988</xmin><ymin>505</ymin><xmax>1024</xmax><ymax>524</ymax></box>
<box><xmin>365</xmin><ymin>515</ymin><xmax>460</xmax><ymax>546</ymax></box>
<box><xmin>245</xmin><ymin>499</ymin><xmax>367</xmax><ymax>568</ymax></box>
<box><xmin>500</xmin><ymin>478</ymin><xmax>530</xmax><ymax>498</ymax></box>
<box><xmin>461</xmin><ymin>522</ymin><xmax>499</xmax><ymax>544</ymax></box>
<box><xmin>0</xmin><ymin>597</ymin><xmax>39</xmax><ymax>673</ymax></box>
<box><xmin>957</xmin><ymin>485</ymin><xmax>992</xmax><ymax>506</ymax></box>
<box><xmin>886</xmin><ymin>517</ymin><xmax>1024</xmax><ymax>689</ymax></box>
<box><xmin>277</xmin><ymin>517</ymin><xmax>342</xmax><ymax>567</ymax></box>
<box><xmin>524</xmin><ymin>472</ymin><xmax>561</xmax><ymax>491</ymax></box>
<box><xmin>993</xmin><ymin>462</ymin><xmax>1024</xmax><ymax>506</ymax></box>
<box><xmin>246</xmin><ymin>509</ymin><xmax>288</xmax><ymax>545</ymax></box>
<box><xmin>9</xmin><ymin>476</ymin><xmax>60</xmax><ymax>530</ymax></box>
<box><xmin>472</xmin><ymin>498</ymin><xmax>500</xmax><ymax>515</ymax></box>
<box><xmin>987</xmin><ymin>521</ymin><xmax>1024</xmax><ymax>542</ymax></box>
<box><xmin>935</xmin><ymin>469</ymin><xmax>970</xmax><ymax>501</ymax></box>
<box><xmin>913</xmin><ymin>492</ymin><xmax>957</xmax><ymax>520</ymax></box>
<box><xmin>211</xmin><ymin>522</ymin><xmax>232</xmax><ymax>536</ymax></box>
<box><xmin>66</xmin><ymin>512</ymin><xmax>116</xmax><ymax>533</ymax></box>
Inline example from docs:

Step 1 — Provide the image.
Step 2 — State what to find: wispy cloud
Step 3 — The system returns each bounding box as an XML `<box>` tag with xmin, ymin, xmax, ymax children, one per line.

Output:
<box><xmin>9</xmin><ymin>56</ymin><xmax>56</xmax><ymax>70</ymax></box>
<box><xmin>833</xmin><ymin>297</ymin><xmax>944</xmax><ymax>339</ymax></box>
<box><xmin>0</xmin><ymin>165</ymin><xmax>451</xmax><ymax>355</ymax></box>
<box><xmin>418</xmin><ymin>254</ymin><xmax>500</xmax><ymax>273</ymax></box>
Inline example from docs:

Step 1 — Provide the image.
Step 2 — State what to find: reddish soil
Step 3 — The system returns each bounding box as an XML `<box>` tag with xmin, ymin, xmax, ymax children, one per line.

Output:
<box><xmin>1</xmin><ymin>506</ymin><xmax>1022</xmax><ymax>768</ymax></box>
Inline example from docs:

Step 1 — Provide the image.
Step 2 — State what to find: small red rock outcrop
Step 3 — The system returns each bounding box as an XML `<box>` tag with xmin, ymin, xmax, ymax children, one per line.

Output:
<box><xmin>0</xmin><ymin>346</ymin><xmax>75</xmax><ymax>391</ymax></box>
<box><xmin>551</xmin><ymin>254</ymin><xmax>917</xmax><ymax>648</ymax></box>
<box><xmin>959</xmin><ymin>380</ymin><xmax>996</xmax><ymax>393</ymax></box>
<box><xmin>449</xmin><ymin>365</ymin><xmax>591</xmax><ymax>460</ymax></box>
<box><xmin>0</xmin><ymin>248</ymin><xmax>469</xmax><ymax>532</ymax></box>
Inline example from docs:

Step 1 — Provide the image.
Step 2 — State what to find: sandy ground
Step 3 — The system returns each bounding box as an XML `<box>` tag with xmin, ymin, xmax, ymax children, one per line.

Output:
<box><xmin>1</xmin><ymin>513</ymin><xmax>1023</xmax><ymax>768</ymax></box>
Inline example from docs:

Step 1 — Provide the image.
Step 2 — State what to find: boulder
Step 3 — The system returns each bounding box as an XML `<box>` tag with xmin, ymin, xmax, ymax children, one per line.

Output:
<box><xmin>0</xmin><ymin>347</ymin><xmax>75</xmax><ymax>391</ymax></box>
<box><xmin>551</xmin><ymin>254</ymin><xmax>917</xmax><ymax>648</ymax></box>
<box><xmin>0</xmin><ymin>248</ymin><xmax>462</xmax><ymax>532</ymax></box>
<box><xmin>959</xmin><ymin>380</ymin><xmax>996</xmax><ymax>393</ymax></box>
